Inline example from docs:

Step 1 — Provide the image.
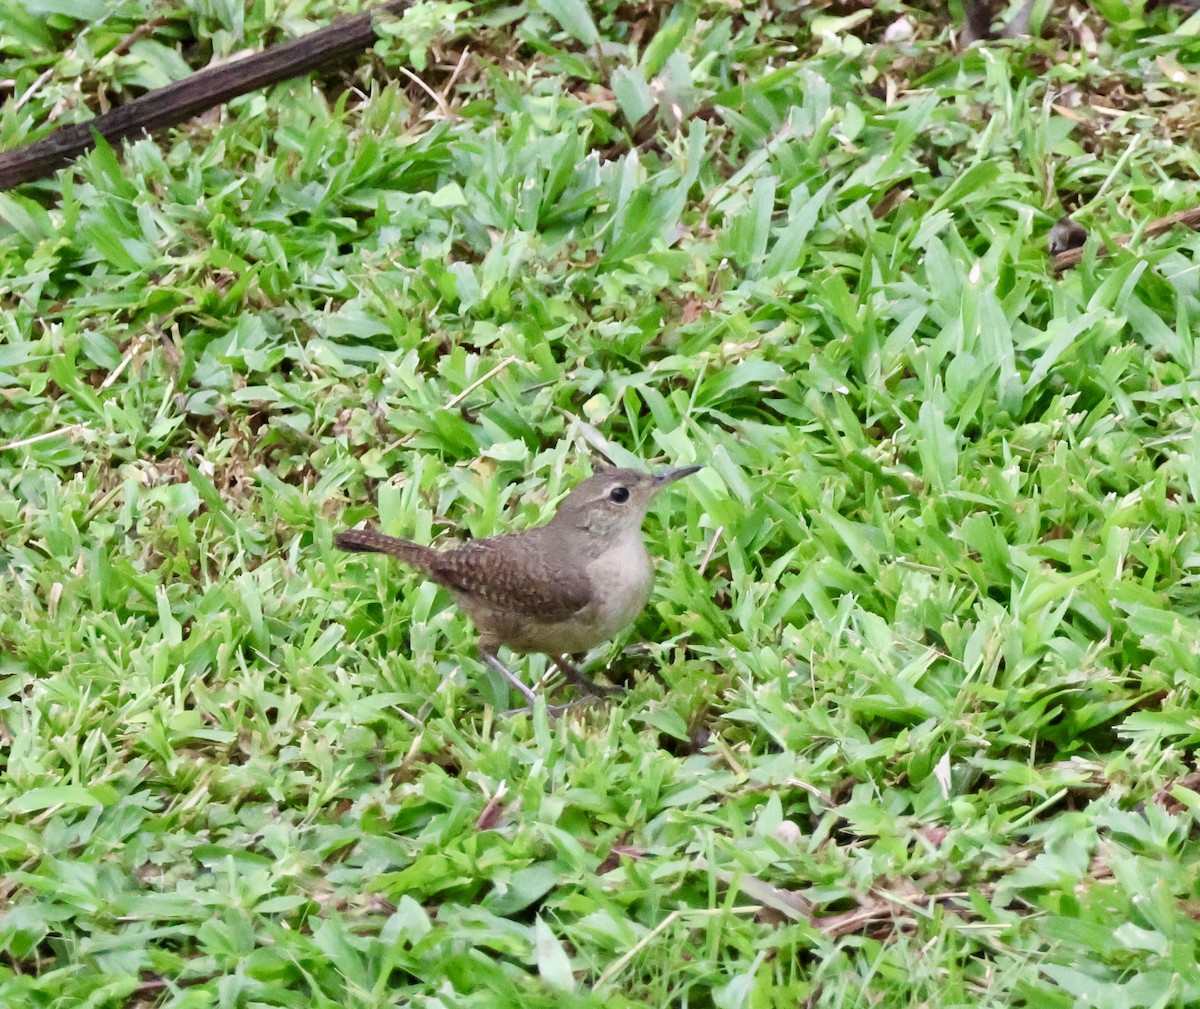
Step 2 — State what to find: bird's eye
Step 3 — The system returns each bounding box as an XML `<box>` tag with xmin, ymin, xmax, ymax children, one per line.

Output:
<box><xmin>609</xmin><ymin>486</ymin><xmax>631</xmax><ymax>503</ymax></box>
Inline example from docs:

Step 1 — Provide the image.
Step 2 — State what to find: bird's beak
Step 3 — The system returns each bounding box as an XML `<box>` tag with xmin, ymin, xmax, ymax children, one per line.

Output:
<box><xmin>654</xmin><ymin>465</ymin><xmax>702</xmax><ymax>486</ymax></box>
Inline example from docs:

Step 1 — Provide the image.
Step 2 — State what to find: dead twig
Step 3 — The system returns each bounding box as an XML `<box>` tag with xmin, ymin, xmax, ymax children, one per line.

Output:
<box><xmin>1053</xmin><ymin>205</ymin><xmax>1200</xmax><ymax>273</ymax></box>
<box><xmin>0</xmin><ymin>0</ymin><xmax>418</xmax><ymax>189</ymax></box>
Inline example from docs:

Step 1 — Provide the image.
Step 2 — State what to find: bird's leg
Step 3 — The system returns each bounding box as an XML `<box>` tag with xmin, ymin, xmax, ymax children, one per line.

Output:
<box><xmin>485</xmin><ymin>651</ymin><xmax>600</xmax><ymax>719</ymax></box>
<box><xmin>482</xmin><ymin>650</ymin><xmax>538</xmax><ymax>707</ymax></box>
<box><xmin>551</xmin><ymin>654</ymin><xmax>621</xmax><ymax>697</ymax></box>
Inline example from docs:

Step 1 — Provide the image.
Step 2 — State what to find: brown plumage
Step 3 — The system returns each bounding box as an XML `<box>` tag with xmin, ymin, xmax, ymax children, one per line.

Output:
<box><xmin>334</xmin><ymin>526</ymin><xmax>592</xmax><ymax>626</ymax></box>
<box><xmin>335</xmin><ymin>465</ymin><xmax>701</xmax><ymax>704</ymax></box>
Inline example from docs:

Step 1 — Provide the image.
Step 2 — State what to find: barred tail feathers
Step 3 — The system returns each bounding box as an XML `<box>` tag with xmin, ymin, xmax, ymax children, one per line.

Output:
<box><xmin>334</xmin><ymin>529</ymin><xmax>433</xmax><ymax>571</ymax></box>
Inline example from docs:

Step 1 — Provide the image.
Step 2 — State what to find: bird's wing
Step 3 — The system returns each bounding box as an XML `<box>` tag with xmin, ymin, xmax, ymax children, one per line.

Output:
<box><xmin>430</xmin><ymin>533</ymin><xmax>592</xmax><ymax>622</ymax></box>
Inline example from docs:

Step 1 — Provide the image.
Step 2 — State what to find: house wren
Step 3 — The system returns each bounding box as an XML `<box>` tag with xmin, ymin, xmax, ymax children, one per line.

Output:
<box><xmin>335</xmin><ymin>466</ymin><xmax>701</xmax><ymax>704</ymax></box>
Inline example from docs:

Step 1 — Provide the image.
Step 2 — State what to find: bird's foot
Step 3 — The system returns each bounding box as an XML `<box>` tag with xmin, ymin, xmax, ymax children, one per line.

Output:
<box><xmin>551</xmin><ymin>655</ymin><xmax>623</xmax><ymax>698</ymax></box>
<box><xmin>499</xmin><ymin>695</ymin><xmax>606</xmax><ymax>719</ymax></box>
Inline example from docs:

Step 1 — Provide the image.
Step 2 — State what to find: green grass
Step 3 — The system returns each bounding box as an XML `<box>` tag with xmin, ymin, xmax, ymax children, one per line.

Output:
<box><xmin>3</xmin><ymin>0</ymin><xmax>1200</xmax><ymax>1005</ymax></box>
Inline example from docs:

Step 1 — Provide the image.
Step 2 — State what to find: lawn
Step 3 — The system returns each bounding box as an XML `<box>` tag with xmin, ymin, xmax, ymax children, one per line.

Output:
<box><xmin>2</xmin><ymin>0</ymin><xmax>1200</xmax><ymax>1005</ymax></box>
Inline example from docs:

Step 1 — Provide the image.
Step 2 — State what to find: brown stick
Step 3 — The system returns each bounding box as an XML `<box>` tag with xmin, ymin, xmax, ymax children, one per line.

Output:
<box><xmin>110</xmin><ymin>16</ymin><xmax>173</xmax><ymax>58</ymax></box>
<box><xmin>0</xmin><ymin>0</ymin><xmax>416</xmax><ymax>190</ymax></box>
<box><xmin>1053</xmin><ymin>205</ymin><xmax>1200</xmax><ymax>272</ymax></box>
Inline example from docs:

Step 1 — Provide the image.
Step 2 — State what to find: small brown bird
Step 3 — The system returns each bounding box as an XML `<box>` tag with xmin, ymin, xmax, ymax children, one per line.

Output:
<box><xmin>335</xmin><ymin>466</ymin><xmax>702</xmax><ymax>704</ymax></box>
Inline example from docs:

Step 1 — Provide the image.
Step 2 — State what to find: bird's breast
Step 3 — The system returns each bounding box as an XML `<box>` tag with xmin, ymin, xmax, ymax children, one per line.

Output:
<box><xmin>583</xmin><ymin>536</ymin><xmax>654</xmax><ymax>642</ymax></box>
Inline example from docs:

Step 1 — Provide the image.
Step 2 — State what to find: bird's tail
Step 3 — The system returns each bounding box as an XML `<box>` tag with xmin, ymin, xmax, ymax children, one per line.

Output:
<box><xmin>334</xmin><ymin>528</ymin><xmax>434</xmax><ymax>572</ymax></box>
